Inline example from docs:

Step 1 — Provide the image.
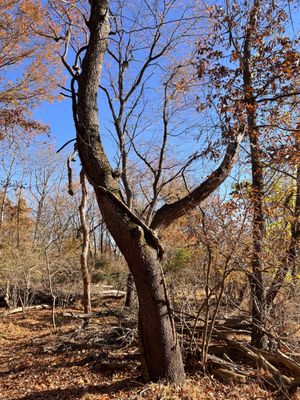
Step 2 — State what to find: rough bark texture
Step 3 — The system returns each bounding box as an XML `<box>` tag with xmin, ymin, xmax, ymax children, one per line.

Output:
<box><xmin>265</xmin><ymin>164</ymin><xmax>300</xmax><ymax>305</ymax></box>
<box><xmin>79</xmin><ymin>170</ymin><xmax>91</xmax><ymax>316</ymax></box>
<box><xmin>125</xmin><ymin>273</ymin><xmax>134</xmax><ymax>308</ymax></box>
<box><xmin>242</xmin><ymin>0</ymin><xmax>267</xmax><ymax>348</ymax></box>
<box><xmin>72</xmin><ymin>0</ymin><xmax>244</xmax><ymax>382</ymax></box>
<box><xmin>74</xmin><ymin>0</ymin><xmax>185</xmax><ymax>383</ymax></box>
<box><xmin>241</xmin><ymin>0</ymin><xmax>300</xmax><ymax>347</ymax></box>
<box><xmin>249</xmin><ymin>126</ymin><xmax>266</xmax><ymax>348</ymax></box>
<box><xmin>290</xmin><ymin>165</ymin><xmax>300</xmax><ymax>274</ymax></box>
<box><xmin>150</xmin><ymin>131</ymin><xmax>244</xmax><ymax>230</ymax></box>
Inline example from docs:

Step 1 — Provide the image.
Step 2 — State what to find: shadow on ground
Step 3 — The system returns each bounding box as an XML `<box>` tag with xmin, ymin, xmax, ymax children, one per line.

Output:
<box><xmin>18</xmin><ymin>378</ymin><xmax>141</xmax><ymax>400</ymax></box>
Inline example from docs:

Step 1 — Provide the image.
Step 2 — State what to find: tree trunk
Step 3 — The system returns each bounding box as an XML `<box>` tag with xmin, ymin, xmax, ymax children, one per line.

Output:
<box><xmin>94</xmin><ymin>191</ymin><xmax>185</xmax><ymax>382</ymax></box>
<box><xmin>125</xmin><ymin>273</ymin><xmax>134</xmax><ymax>308</ymax></box>
<box><xmin>79</xmin><ymin>171</ymin><xmax>92</xmax><ymax>316</ymax></box>
<box><xmin>249</xmin><ymin>130</ymin><xmax>266</xmax><ymax>348</ymax></box>
<box><xmin>265</xmin><ymin>163</ymin><xmax>300</xmax><ymax>304</ymax></box>
<box><xmin>290</xmin><ymin>164</ymin><xmax>300</xmax><ymax>277</ymax></box>
<box><xmin>72</xmin><ymin>0</ymin><xmax>243</xmax><ymax>382</ymax></box>
<box><xmin>16</xmin><ymin>186</ymin><xmax>22</xmax><ymax>249</ymax></box>
<box><xmin>73</xmin><ymin>0</ymin><xmax>185</xmax><ymax>383</ymax></box>
<box><xmin>0</xmin><ymin>185</ymin><xmax>8</xmax><ymax>227</ymax></box>
<box><xmin>242</xmin><ymin>0</ymin><xmax>267</xmax><ymax>348</ymax></box>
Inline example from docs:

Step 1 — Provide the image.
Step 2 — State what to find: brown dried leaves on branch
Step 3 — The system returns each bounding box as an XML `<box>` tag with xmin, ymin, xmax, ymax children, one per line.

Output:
<box><xmin>0</xmin><ymin>0</ymin><xmax>63</xmax><ymax>141</ymax></box>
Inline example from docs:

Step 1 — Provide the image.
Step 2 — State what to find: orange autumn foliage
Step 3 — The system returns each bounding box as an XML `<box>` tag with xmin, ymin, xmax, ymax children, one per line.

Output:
<box><xmin>0</xmin><ymin>0</ymin><xmax>63</xmax><ymax>140</ymax></box>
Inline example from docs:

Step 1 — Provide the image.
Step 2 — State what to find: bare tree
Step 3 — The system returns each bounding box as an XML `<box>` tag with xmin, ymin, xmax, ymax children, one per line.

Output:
<box><xmin>79</xmin><ymin>170</ymin><xmax>92</xmax><ymax>317</ymax></box>
<box><xmin>49</xmin><ymin>0</ymin><xmax>245</xmax><ymax>383</ymax></box>
<box><xmin>194</xmin><ymin>0</ymin><xmax>300</xmax><ymax>348</ymax></box>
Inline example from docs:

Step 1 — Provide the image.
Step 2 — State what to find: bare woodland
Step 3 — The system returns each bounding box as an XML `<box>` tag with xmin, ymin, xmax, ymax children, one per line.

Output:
<box><xmin>0</xmin><ymin>0</ymin><xmax>300</xmax><ymax>399</ymax></box>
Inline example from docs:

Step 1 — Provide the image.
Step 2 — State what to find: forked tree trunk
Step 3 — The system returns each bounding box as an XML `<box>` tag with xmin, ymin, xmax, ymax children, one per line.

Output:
<box><xmin>74</xmin><ymin>0</ymin><xmax>185</xmax><ymax>382</ymax></box>
<box><xmin>72</xmin><ymin>0</ymin><xmax>244</xmax><ymax>382</ymax></box>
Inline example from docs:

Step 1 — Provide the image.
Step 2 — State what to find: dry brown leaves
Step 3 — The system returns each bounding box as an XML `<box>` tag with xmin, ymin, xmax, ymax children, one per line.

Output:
<box><xmin>0</xmin><ymin>307</ymin><xmax>299</xmax><ymax>400</ymax></box>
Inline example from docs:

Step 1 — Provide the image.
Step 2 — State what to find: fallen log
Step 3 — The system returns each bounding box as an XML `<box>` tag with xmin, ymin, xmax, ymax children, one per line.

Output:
<box><xmin>1</xmin><ymin>304</ymin><xmax>51</xmax><ymax>317</ymax></box>
<box><xmin>206</xmin><ymin>353</ymin><xmax>244</xmax><ymax>372</ymax></box>
<box><xmin>221</xmin><ymin>315</ymin><xmax>250</xmax><ymax>328</ymax></box>
<box><xmin>62</xmin><ymin>311</ymin><xmax>110</xmax><ymax>319</ymax></box>
<box><xmin>211</xmin><ymin>368</ymin><xmax>247</xmax><ymax>384</ymax></box>
<box><xmin>288</xmin><ymin>376</ymin><xmax>300</xmax><ymax>394</ymax></box>
<box><xmin>98</xmin><ymin>290</ymin><xmax>126</xmax><ymax>297</ymax></box>
<box><xmin>175</xmin><ymin>322</ymin><xmax>251</xmax><ymax>338</ymax></box>
<box><xmin>260</xmin><ymin>350</ymin><xmax>300</xmax><ymax>376</ymax></box>
<box><xmin>220</xmin><ymin>339</ymin><xmax>292</xmax><ymax>386</ymax></box>
<box><xmin>186</xmin><ymin>347</ymin><xmax>248</xmax><ymax>383</ymax></box>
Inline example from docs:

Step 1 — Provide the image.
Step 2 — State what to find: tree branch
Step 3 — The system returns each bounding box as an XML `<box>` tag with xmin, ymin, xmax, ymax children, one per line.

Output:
<box><xmin>256</xmin><ymin>91</ymin><xmax>300</xmax><ymax>103</ymax></box>
<box><xmin>150</xmin><ymin>131</ymin><xmax>244</xmax><ymax>230</ymax></box>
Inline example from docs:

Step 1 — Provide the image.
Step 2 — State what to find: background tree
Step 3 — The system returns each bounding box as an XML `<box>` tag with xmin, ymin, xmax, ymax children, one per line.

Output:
<box><xmin>0</xmin><ymin>0</ymin><xmax>62</xmax><ymax>142</ymax></box>
<box><xmin>196</xmin><ymin>0</ymin><xmax>300</xmax><ymax>347</ymax></box>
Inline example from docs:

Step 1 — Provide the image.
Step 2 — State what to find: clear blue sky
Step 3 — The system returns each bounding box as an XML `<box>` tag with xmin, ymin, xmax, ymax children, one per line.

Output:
<box><xmin>30</xmin><ymin>0</ymin><xmax>300</xmax><ymax>189</ymax></box>
<box><xmin>33</xmin><ymin>85</ymin><xmax>117</xmax><ymax>165</ymax></box>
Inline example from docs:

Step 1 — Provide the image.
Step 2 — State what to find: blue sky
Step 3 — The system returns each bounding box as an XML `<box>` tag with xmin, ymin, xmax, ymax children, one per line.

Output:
<box><xmin>31</xmin><ymin>0</ymin><xmax>210</xmax><ymax>178</ymax></box>
<box><xmin>5</xmin><ymin>0</ymin><xmax>300</xmax><ymax>154</ymax></box>
<box><xmin>33</xmin><ymin>83</ymin><xmax>118</xmax><ymax>165</ymax></box>
<box><xmin>25</xmin><ymin>0</ymin><xmax>298</xmax><ymax>184</ymax></box>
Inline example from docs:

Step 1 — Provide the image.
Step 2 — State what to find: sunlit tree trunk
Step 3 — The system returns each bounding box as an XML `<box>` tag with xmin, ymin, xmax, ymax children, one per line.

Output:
<box><xmin>79</xmin><ymin>170</ymin><xmax>91</xmax><ymax>316</ymax></box>
<box><xmin>71</xmin><ymin>0</ymin><xmax>243</xmax><ymax>382</ymax></box>
<box><xmin>241</xmin><ymin>0</ymin><xmax>268</xmax><ymax>348</ymax></box>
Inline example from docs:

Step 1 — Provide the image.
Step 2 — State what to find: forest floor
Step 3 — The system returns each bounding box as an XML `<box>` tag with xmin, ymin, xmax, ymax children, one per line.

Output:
<box><xmin>0</xmin><ymin>303</ymin><xmax>299</xmax><ymax>400</ymax></box>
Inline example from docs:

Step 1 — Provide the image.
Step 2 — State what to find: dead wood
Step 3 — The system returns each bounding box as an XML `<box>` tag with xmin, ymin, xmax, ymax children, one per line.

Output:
<box><xmin>216</xmin><ymin>339</ymin><xmax>292</xmax><ymax>386</ymax></box>
<box><xmin>211</xmin><ymin>368</ymin><xmax>247</xmax><ymax>384</ymax></box>
<box><xmin>288</xmin><ymin>376</ymin><xmax>300</xmax><ymax>394</ymax></box>
<box><xmin>176</xmin><ymin>311</ymin><xmax>300</xmax><ymax>387</ymax></box>
<box><xmin>1</xmin><ymin>304</ymin><xmax>51</xmax><ymax>316</ymax></box>
<box><xmin>98</xmin><ymin>290</ymin><xmax>126</xmax><ymax>299</ymax></box>
<box><xmin>260</xmin><ymin>350</ymin><xmax>300</xmax><ymax>376</ymax></box>
<box><xmin>62</xmin><ymin>311</ymin><xmax>108</xmax><ymax>319</ymax></box>
<box><xmin>218</xmin><ymin>315</ymin><xmax>252</xmax><ymax>330</ymax></box>
<box><xmin>206</xmin><ymin>353</ymin><xmax>243</xmax><ymax>371</ymax></box>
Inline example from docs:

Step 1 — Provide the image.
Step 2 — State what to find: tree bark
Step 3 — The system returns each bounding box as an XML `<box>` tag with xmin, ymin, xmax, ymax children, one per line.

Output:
<box><xmin>241</xmin><ymin>0</ymin><xmax>267</xmax><ymax>348</ymax></box>
<box><xmin>79</xmin><ymin>170</ymin><xmax>92</xmax><ymax>316</ymax></box>
<box><xmin>72</xmin><ymin>0</ymin><xmax>244</xmax><ymax>382</ymax></box>
<box><xmin>150</xmin><ymin>130</ymin><xmax>244</xmax><ymax>230</ymax></box>
<box><xmin>74</xmin><ymin>0</ymin><xmax>185</xmax><ymax>382</ymax></box>
<box><xmin>290</xmin><ymin>164</ymin><xmax>300</xmax><ymax>276</ymax></box>
<box><xmin>125</xmin><ymin>273</ymin><xmax>134</xmax><ymax>308</ymax></box>
<box><xmin>248</xmin><ymin>127</ymin><xmax>266</xmax><ymax>348</ymax></box>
